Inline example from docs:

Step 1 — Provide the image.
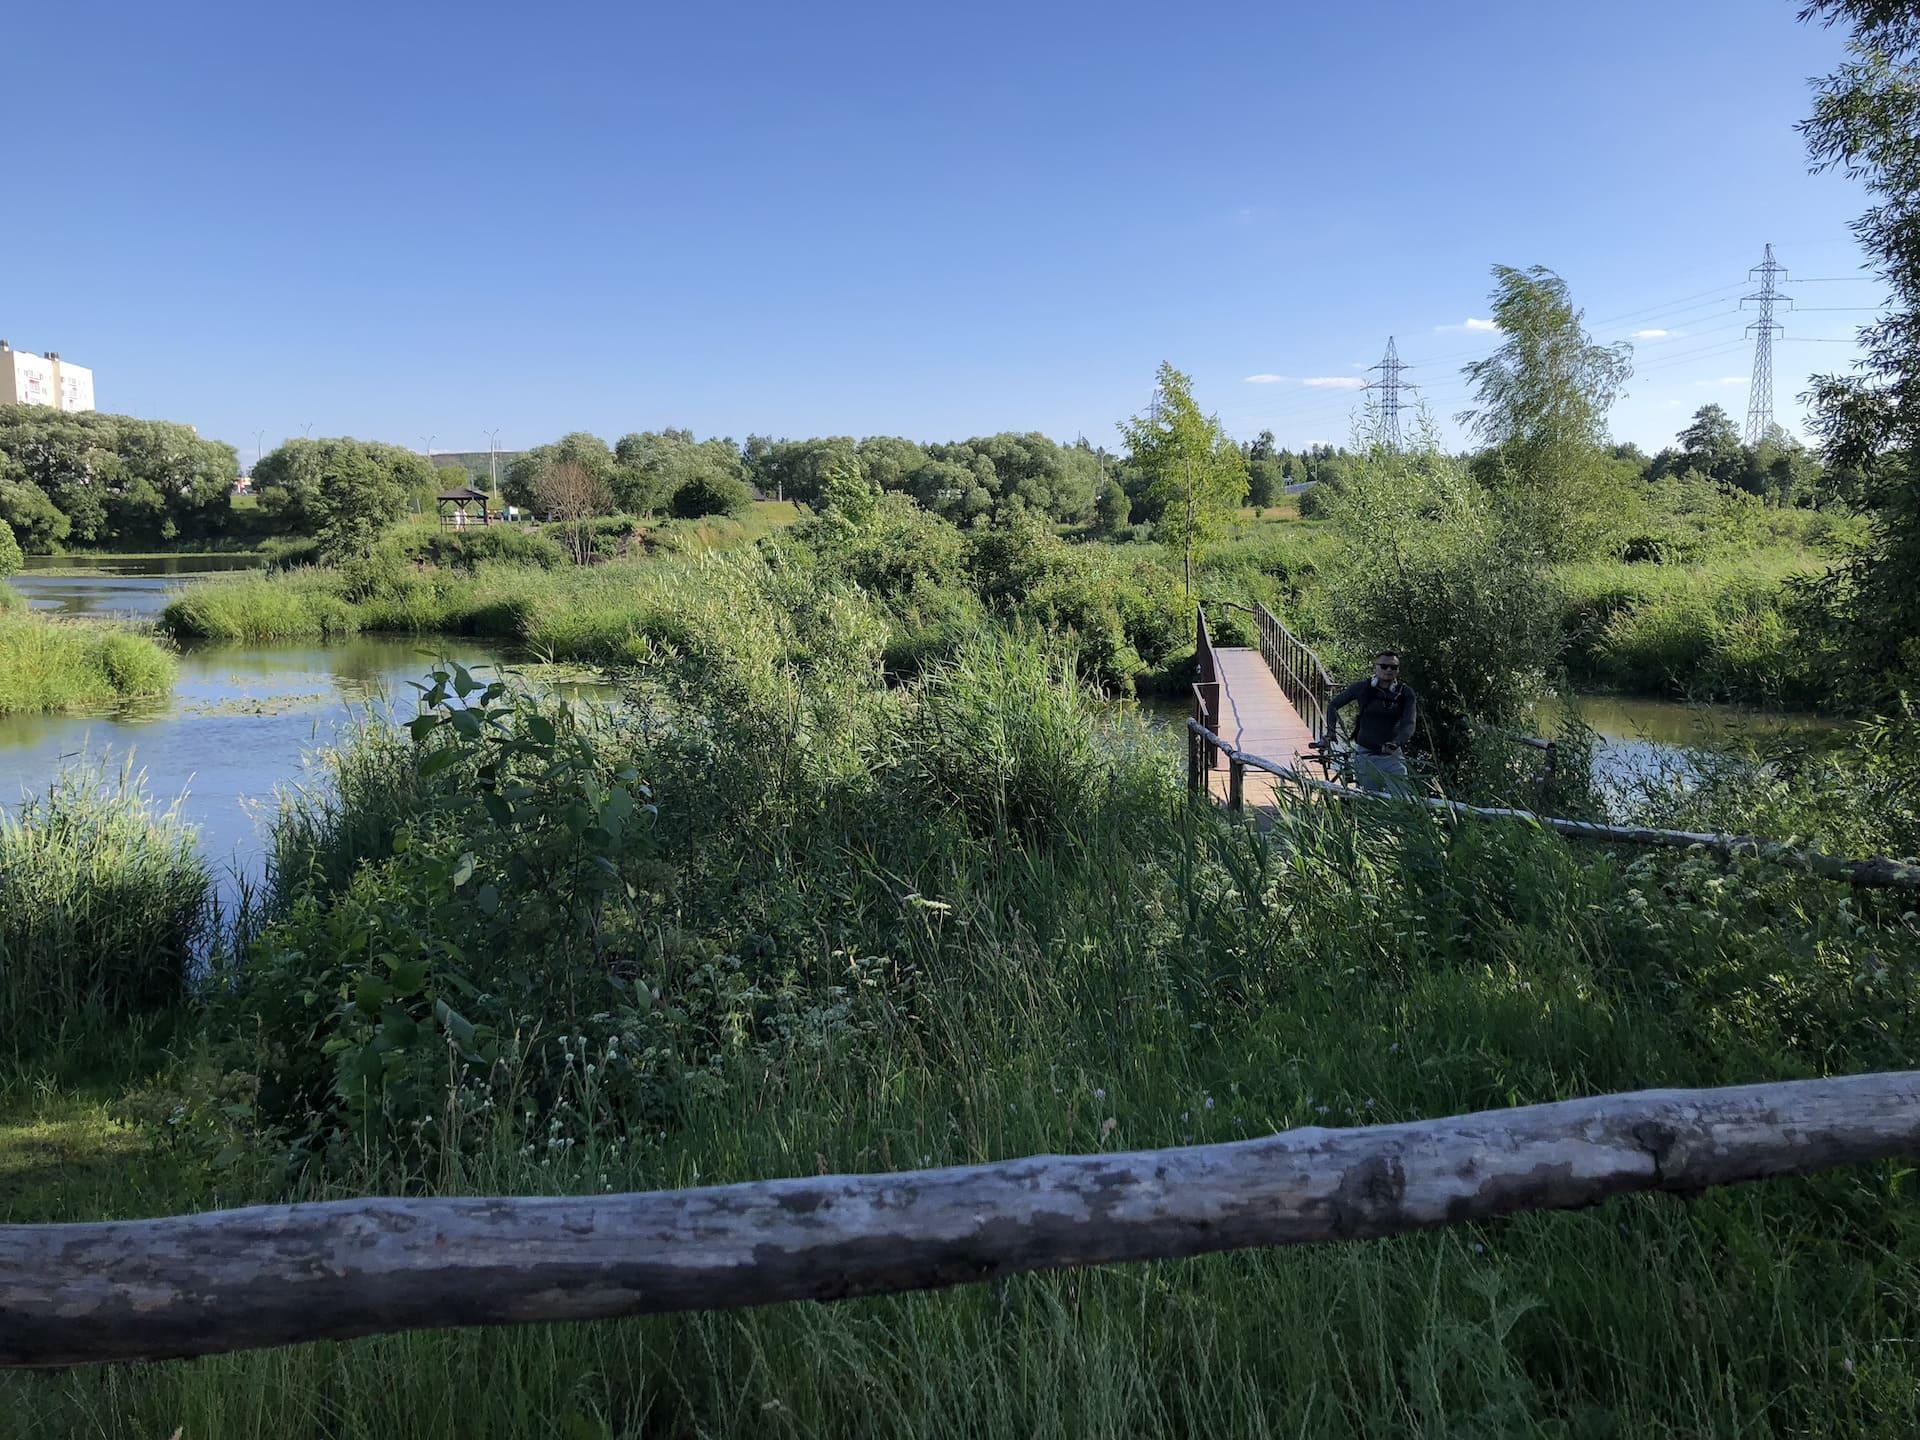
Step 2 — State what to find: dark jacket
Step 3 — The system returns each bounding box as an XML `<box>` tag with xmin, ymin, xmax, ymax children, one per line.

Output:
<box><xmin>1327</xmin><ymin>676</ymin><xmax>1417</xmax><ymax>753</ymax></box>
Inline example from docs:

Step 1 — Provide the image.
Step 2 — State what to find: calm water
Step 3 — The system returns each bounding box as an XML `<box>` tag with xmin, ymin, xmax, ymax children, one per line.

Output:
<box><xmin>1531</xmin><ymin>692</ymin><xmax>1834</xmax><ymax>802</ymax></box>
<box><xmin>3</xmin><ymin>565</ymin><xmax>605</xmax><ymax>891</ymax></box>
<box><xmin>13</xmin><ymin>553</ymin><xmax>264</xmax><ymax>618</ymax></box>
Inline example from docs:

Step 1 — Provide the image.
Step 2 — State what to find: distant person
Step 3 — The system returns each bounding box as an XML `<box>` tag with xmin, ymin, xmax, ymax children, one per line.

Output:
<box><xmin>1324</xmin><ymin>650</ymin><xmax>1417</xmax><ymax>792</ymax></box>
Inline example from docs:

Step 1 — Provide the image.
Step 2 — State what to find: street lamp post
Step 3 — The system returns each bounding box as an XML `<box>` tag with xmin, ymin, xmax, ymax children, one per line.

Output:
<box><xmin>421</xmin><ymin>435</ymin><xmax>435</xmax><ymax>466</ymax></box>
<box><xmin>252</xmin><ymin>430</ymin><xmax>266</xmax><ymax>475</ymax></box>
<box><xmin>484</xmin><ymin>428</ymin><xmax>501</xmax><ymax>493</ymax></box>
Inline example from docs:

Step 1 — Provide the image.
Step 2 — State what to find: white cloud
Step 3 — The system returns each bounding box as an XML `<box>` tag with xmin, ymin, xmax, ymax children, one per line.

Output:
<box><xmin>1435</xmin><ymin>317</ymin><xmax>1500</xmax><ymax>333</ymax></box>
<box><xmin>1242</xmin><ymin>373</ymin><xmax>1366</xmax><ymax>390</ymax></box>
<box><xmin>1631</xmin><ymin>328</ymin><xmax>1670</xmax><ymax>340</ymax></box>
<box><xmin>1694</xmin><ymin>376</ymin><xmax>1747</xmax><ymax>387</ymax></box>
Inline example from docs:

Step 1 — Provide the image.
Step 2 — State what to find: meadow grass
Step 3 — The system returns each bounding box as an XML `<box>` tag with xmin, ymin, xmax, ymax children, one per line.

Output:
<box><xmin>3</xmin><ymin>616</ymin><xmax>1918</xmax><ymax>1436</ymax></box>
<box><xmin>0</xmin><ymin>612</ymin><xmax>176</xmax><ymax>713</ymax></box>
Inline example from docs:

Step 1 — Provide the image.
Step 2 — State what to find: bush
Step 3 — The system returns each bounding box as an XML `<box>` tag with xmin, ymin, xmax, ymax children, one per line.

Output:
<box><xmin>668</xmin><ymin>470</ymin><xmax>754</xmax><ymax>518</ymax></box>
<box><xmin>0</xmin><ymin>763</ymin><xmax>209</xmax><ymax>1042</ymax></box>
<box><xmin>392</xmin><ymin>526</ymin><xmax>567</xmax><ymax>571</ymax></box>
<box><xmin>0</xmin><ymin>515</ymin><xmax>21</xmax><ymax>575</ymax></box>
<box><xmin>0</xmin><ymin>614</ymin><xmax>176</xmax><ymax>713</ymax></box>
<box><xmin>1317</xmin><ymin>442</ymin><xmax>1563</xmax><ymax>752</ymax></box>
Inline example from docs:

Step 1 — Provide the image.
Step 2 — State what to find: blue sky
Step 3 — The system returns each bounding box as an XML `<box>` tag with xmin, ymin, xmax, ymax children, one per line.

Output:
<box><xmin>4</xmin><ymin>0</ymin><xmax>1883</xmax><ymax>464</ymax></box>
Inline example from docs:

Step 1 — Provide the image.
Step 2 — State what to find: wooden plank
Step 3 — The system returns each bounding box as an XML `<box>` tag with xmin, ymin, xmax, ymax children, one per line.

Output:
<box><xmin>1206</xmin><ymin>647</ymin><xmax>1315</xmax><ymax>809</ymax></box>
<box><xmin>5</xmin><ymin>1072</ymin><xmax>1919</xmax><ymax>1368</ymax></box>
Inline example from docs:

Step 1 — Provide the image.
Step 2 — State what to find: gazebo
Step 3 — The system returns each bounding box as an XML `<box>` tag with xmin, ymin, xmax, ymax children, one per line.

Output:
<box><xmin>435</xmin><ymin>486</ymin><xmax>492</xmax><ymax>530</ymax></box>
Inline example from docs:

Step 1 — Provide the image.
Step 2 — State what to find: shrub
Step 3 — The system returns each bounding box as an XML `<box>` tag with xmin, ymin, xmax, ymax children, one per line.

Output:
<box><xmin>0</xmin><ymin>515</ymin><xmax>21</xmax><ymax>575</ymax></box>
<box><xmin>1317</xmin><ymin>441</ymin><xmax>1563</xmax><ymax>752</ymax></box>
<box><xmin>0</xmin><ymin>763</ymin><xmax>209</xmax><ymax>1042</ymax></box>
<box><xmin>392</xmin><ymin>526</ymin><xmax>566</xmax><ymax>571</ymax></box>
<box><xmin>668</xmin><ymin>470</ymin><xmax>754</xmax><ymax>518</ymax></box>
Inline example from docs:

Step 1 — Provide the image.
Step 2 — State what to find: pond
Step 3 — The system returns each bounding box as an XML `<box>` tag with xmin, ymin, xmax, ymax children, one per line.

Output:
<box><xmin>1532</xmin><ymin>692</ymin><xmax>1836</xmax><ymax>805</ymax></box>
<box><xmin>11</xmin><ymin>553</ymin><xmax>266</xmax><ymax>619</ymax></box>
<box><xmin>2</xmin><ymin>563</ymin><xmax>609</xmax><ymax>898</ymax></box>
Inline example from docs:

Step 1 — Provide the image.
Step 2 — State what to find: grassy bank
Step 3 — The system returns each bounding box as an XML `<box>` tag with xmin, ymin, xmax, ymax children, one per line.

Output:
<box><xmin>0</xmin><ymin>766</ymin><xmax>208</xmax><ymax>1052</ymax></box>
<box><xmin>154</xmin><ymin>485</ymin><xmax>1850</xmax><ymax>711</ymax></box>
<box><xmin>0</xmin><ymin>613</ymin><xmax>175</xmax><ymax>714</ymax></box>
<box><xmin>6</xmin><ymin>532</ymin><xmax>1920</xmax><ymax>1433</ymax></box>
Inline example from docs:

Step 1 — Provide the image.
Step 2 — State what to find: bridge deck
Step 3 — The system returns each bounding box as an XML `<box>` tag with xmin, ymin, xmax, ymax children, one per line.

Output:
<box><xmin>1204</xmin><ymin>647</ymin><xmax>1318</xmax><ymax>808</ymax></box>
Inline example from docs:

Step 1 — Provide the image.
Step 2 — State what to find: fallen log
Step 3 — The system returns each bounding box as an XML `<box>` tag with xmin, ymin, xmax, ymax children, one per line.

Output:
<box><xmin>6</xmin><ymin>1072</ymin><xmax>1919</xmax><ymax>1368</ymax></box>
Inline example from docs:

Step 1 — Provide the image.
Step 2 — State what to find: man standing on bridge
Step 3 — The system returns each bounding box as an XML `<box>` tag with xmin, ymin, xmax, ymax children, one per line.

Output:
<box><xmin>1323</xmin><ymin>650</ymin><xmax>1417</xmax><ymax>793</ymax></box>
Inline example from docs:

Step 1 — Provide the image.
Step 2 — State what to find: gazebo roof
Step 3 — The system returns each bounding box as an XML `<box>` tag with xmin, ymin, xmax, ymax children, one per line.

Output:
<box><xmin>436</xmin><ymin>486</ymin><xmax>490</xmax><ymax>502</ymax></box>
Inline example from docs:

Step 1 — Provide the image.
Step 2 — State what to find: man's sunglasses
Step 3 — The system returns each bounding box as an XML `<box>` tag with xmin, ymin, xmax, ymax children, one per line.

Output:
<box><xmin>1375</xmin><ymin>661</ymin><xmax>1400</xmax><ymax>670</ymax></box>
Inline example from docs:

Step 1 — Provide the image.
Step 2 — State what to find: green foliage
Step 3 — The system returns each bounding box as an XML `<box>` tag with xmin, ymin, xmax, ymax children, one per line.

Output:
<box><xmin>1318</xmin><ymin>435</ymin><xmax>1564</xmax><ymax>752</ymax></box>
<box><xmin>1798</xmin><ymin>2</ymin><xmax>1920</xmax><ymax>696</ymax></box>
<box><xmin>666</xmin><ymin>466</ymin><xmax>753</xmax><ymax>518</ymax></box>
<box><xmin>392</xmin><ymin>525</ymin><xmax>568</xmax><ymax>571</ymax></box>
<box><xmin>1094</xmin><ymin>477</ymin><xmax>1131</xmax><ymax>534</ymax></box>
<box><xmin>230</xmin><ymin>667</ymin><xmax>661</xmax><ymax>1157</ymax></box>
<box><xmin>612</xmin><ymin>429</ymin><xmax>749</xmax><ymax>515</ymax></box>
<box><xmin>1118</xmin><ymin>363</ymin><xmax>1248</xmax><ymax>591</ymax></box>
<box><xmin>1557</xmin><ymin>551</ymin><xmax>1832</xmax><ymax>703</ymax></box>
<box><xmin>502</xmin><ymin>433</ymin><xmax>616</xmax><ymax>511</ymax></box>
<box><xmin>0</xmin><ymin>613</ymin><xmax>176</xmax><ymax>713</ymax></box>
<box><xmin>251</xmin><ymin>438</ymin><xmax>426</xmax><ymax>557</ymax></box>
<box><xmin>0</xmin><ymin>516</ymin><xmax>20</xmax><ymax>575</ymax></box>
<box><xmin>1459</xmin><ymin>266</ymin><xmax>1636</xmax><ymax>560</ymax></box>
<box><xmin>18</xmin><ymin>592</ymin><xmax>1920</xmax><ymax>1433</ymax></box>
<box><xmin>162</xmin><ymin>573</ymin><xmax>362</xmax><ymax>642</ymax></box>
<box><xmin>0</xmin><ymin>764</ymin><xmax>209</xmax><ymax>1045</ymax></box>
<box><xmin>0</xmin><ymin>405</ymin><xmax>237</xmax><ymax>547</ymax></box>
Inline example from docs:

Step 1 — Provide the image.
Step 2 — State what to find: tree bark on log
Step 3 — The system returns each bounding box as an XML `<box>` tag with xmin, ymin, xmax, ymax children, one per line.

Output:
<box><xmin>5</xmin><ymin>1072</ymin><xmax>1919</xmax><ymax>1368</ymax></box>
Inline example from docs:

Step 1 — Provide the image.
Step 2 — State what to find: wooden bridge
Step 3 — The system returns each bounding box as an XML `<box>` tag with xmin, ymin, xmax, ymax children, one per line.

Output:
<box><xmin>1184</xmin><ymin>604</ymin><xmax>1920</xmax><ymax>891</ymax></box>
<box><xmin>1189</xmin><ymin>602</ymin><xmax>1333</xmax><ymax>811</ymax></box>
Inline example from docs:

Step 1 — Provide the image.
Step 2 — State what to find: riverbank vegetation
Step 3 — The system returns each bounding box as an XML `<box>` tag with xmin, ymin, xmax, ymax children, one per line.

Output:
<box><xmin>4</xmin><ymin>5</ymin><xmax>1919</xmax><ymax>1430</ymax></box>
<box><xmin>7</xmin><ymin>549</ymin><xmax>1920</xmax><ymax>1432</ymax></box>
<box><xmin>0</xmin><ymin>612</ymin><xmax>174</xmax><ymax>714</ymax></box>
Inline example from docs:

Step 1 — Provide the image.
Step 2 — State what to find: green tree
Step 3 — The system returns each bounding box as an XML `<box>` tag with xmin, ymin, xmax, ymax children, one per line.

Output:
<box><xmin>1320</xmin><ymin>428</ymin><xmax>1564</xmax><ymax>756</ymax></box>
<box><xmin>1458</xmin><ymin>266</ymin><xmax>1634</xmax><ymax>559</ymax></box>
<box><xmin>502</xmin><ymin>433</ymin><xmax>615</xmax><ymax>512</ymax></box>
<box><xmin>1117</xmin><ymin>363</ymin><xmax>1248</xmax><ymax>594</ymax></box>
<box><xmin>1245</xmin><ymin>429</ymin><xmax>1284</xmax><ymax>507</ymax></box>
<box><xmin>307</xmin><ymin>447</ymin><xmax>410</xmax><ymax>562</ymax></box>
<box><xmin>612</xmin><ymin>429</ymin><xmax>748</xmax><ymax>514</ymax></box>
<box><xmin>1677</xmin><ymin>404</ymin><xmax>1745</xmax><ymax>484</ymax></box>
<box><xmin>1094</xmin><ymin>478</ymin><xmax>1131</xmax><ymax>535</ymax></box>
<box><xmin>253</xmin><ymin>438</ymin><xmax>431</xmax><ymax>542</ymax></box>
<box><xmin>0</xmin><ymin>406</ymin><xmax>236</xmax><ymax>546</ymax></box>
<box><xmin>0</xmin><ymin>516</ymin><xmax>21</xmax><ymax>575</ymax></box>
<box><xmin>1798</xmin><ymin>0</ymin><xmax>1920</xmax><ymax>690</ymax></box>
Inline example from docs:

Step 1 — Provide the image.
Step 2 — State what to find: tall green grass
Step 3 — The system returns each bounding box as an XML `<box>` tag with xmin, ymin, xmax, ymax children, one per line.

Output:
<box><xmin>0</xmin><ymin>613</ymin><xmax>175</xmax><ymax>713</ymax></box>
<box><xmin>8</xmin><ymin>606</ymin><xmax>1920</xmax><ymax>1435</ymax></box>
<box><xmin>0</xmin><ymin>764</ymin><xmax>209</xmax><ymax>1049</ymax></box>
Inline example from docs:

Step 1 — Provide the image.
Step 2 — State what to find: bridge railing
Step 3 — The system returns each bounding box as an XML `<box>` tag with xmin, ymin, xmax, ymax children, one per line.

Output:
<box><xmin>1184</xmin><ymin>713</ymin><xmax>1920</xmax><ymax>891</ymax></box>
<box><xmin>1252</xmin><ymin>601</ymin><xmax>1334</xmax><ymax>743</ymax></box>
<box><xmin>1189</xmin><ymin>606</ymin><xmax>1224</xmax><ymax>790</ymax></box>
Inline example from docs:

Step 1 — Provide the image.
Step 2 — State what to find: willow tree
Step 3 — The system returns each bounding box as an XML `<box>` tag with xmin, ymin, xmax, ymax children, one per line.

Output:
<box><xmin>1457</xmin><ymin>266</ymin><xmax>1633</xmax><ymax>560</ymax></box>
<box><xmin>1799</xmin><ymin>0</ymin><xmax>1920</xmax><ymax>694</ymax></box>
<box><xmin>1117</xmin><ymin>363</ymin><xmax>1247</xmax><ymax>595</ymax></box>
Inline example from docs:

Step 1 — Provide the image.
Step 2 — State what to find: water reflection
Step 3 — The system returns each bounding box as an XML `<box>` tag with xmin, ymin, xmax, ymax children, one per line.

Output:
<box><xmin>3</xmin><ymin>564</ymin><xmax>614</xmax><ymax>898</ymax></box>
